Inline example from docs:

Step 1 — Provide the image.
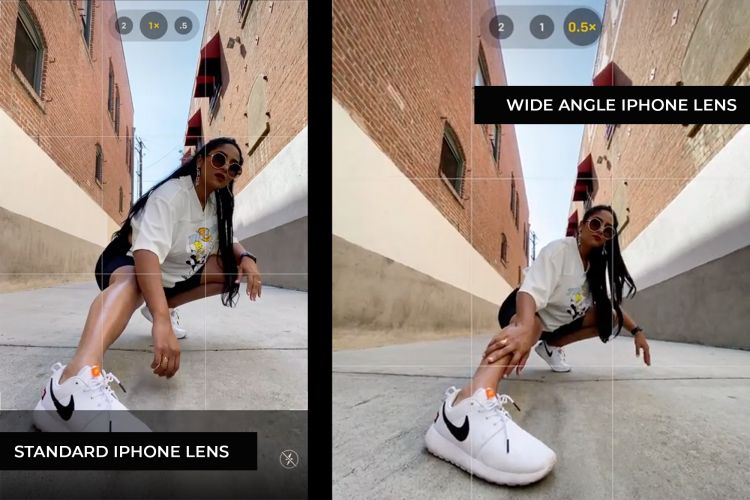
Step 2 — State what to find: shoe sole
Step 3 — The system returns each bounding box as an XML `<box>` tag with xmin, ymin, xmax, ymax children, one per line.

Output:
<box><xmin>32</xmin><ymin>401</ymin><xmax>71</xmax><ymax>432</ymax></box>
<box><xmin>33</xmin><ymin>401</ymin><xmax>151</xmax><ymax>432</ymax></box>
<box><xmin>425</xmin><ymin>425</ymin><xmax>555</xmax><ymax>486</ymax></box>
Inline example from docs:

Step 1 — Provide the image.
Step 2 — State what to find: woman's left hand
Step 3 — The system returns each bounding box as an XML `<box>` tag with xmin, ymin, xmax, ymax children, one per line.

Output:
<box><xmin>634</xmin><ymin>332</ymin><xmax>651</xmax><ymax>366</ymax></box>
<box><xmin>236</xmin><ymin>258</ymin><xmax>262</xmax><ymax>301</ymax></box>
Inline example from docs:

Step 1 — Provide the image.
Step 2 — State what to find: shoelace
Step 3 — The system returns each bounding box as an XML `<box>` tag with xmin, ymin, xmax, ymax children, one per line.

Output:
<box><xmin>478</xmin><ymin>394</ymin><xmax>521</xmax><ymax>454</ymax></box>
<box><xmin>556</xmin><ymin>347</ymin><xmax>567</xmax><ymax>362</ymax></box>
<box><xmin>87</xmin><ymin>370</ymin><xmax>127</xmax><ymax>409</ymax></box>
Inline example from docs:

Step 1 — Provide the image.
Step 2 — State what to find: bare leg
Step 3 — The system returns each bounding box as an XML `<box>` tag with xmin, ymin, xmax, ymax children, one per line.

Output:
<box><xmin>454</xmin><ymin>314</ymin><xmax>545</xmax><ymax>404</ymax></box>
<box><xmin>61</xmin><ymin>266</ymin><xmax>144</xmax><ymax>382</ymax></box>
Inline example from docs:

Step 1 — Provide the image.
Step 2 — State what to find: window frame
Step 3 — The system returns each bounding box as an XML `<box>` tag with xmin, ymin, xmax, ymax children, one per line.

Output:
<box><xmin>490</xmin><ymin>124</ymin><xmax>501</xmax><ymax>163</ymax></box>
<box><xmin>439</xmin><ymin>123</ymin><xmax>466</xmax><ymax>199</ymax></box>
<box><xmin>107</xmin><ymin>61</ymin><xmax>115</xmax><ymax>118</ymax></box>
<box><xmin>209</xmin><ymin>80</ymin><xmax>223</xmax><ymax>118</ymax></box>
<box><xmin>114</xmin><ymin>85</ymin><xmax>120</xmax><ymax>136</ymax></box>
<box><xmin>81</xmin><ymin>0</ymin><xmax>93</xmax><ymax>47</ymax></box>
<box><xmin>95</xmin><ymin>144</ymin><xmax>103</xmax><ymax>187</ymax></box>
<box><xmin>475</xmin><ymin>48</ymin><xmax>490</xmax><ymax>88</ymax></box>
<box><xmin>14</xmin><ymin>2</ymin><xmax>45</xmax><ymax>95</ymax></box>
<box><xmin>238</xmin><ymin>0</ymin><xmax>253</xmax><ymax>19</ymax></box>
<box><xmin>501</xmin><ymin>233</ymin><xmax>508</xmax><ymax>265</ymax></box>
<box><xmin>125</xmin><ymin>127</ymin><xmax>130</xmax><ymax>172</ymax></box>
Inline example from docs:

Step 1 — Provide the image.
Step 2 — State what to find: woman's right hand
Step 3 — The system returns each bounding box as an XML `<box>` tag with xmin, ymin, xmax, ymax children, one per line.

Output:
<box><xmin>151</xmin><ymin>316</ymin><xmax>180</xmax><ymax>378</ymax></box>
<box><xmin>483</xmin><ymin>323</ymin><xmax>537</xmax><ymax>377</ymax></box>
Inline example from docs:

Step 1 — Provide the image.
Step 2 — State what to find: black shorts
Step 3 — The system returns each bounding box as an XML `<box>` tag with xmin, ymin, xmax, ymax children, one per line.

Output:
<box><xmin>498</xmin><ymin>288</ymin><xmax>585</xmax><ymax>344</ymax></box>
<box><xmin>94</xmin><ymin>239</ymin><xmax>205</xmax><ymax>299</ymax></box>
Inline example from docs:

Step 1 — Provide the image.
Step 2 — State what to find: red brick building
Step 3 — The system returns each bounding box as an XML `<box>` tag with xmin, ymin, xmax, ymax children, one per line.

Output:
<box><xmin>184</xmin><ymin>0</ymin><xmax>308</xmax><ymax>290</ymax></box>
<box><xmin>332</xmin><ymin>0</ymin><xmax>529</xmax><ymax>346</ymax></box>
<box><xmin>0</xmin><ymin>0</ymin><xmax>134</xmax><ymax>290</ymax></box>
<box><xmin>568</xmin><ymin>0</ymin><xmax>750</xmax><ymax>349</ymax></box>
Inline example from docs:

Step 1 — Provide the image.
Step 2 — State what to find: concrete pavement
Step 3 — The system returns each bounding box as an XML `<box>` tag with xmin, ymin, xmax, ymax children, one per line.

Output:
<box><xmin>0</xmin><ymin>281</ymin><xmax>307</xmax><ymax>412</ymax></box>
<box><xmin>333</xmin><ymin>334</ymin><xmax>750</xmax><ymax>499</ymax></box>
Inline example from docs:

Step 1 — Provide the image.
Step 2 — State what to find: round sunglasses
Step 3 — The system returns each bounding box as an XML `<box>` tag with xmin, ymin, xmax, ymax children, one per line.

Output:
<box><xmin>585</xmin><ymin>216</ymin><xmax>615</xmax><ymax>240</ymax></box>
<box><xmin>207</xmin><ymin>151</ymin><xmax>242</xmax><ymax>179</ymax></box>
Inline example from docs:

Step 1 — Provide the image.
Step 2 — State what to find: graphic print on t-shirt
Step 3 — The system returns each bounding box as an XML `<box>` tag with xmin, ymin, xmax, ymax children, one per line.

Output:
<box><xmin>565</xmin><ymin>284</ymin><xmax>591</xmax><ymax>321</ymax></box>
<box><xmin>184</xmin><ymin>226</ymin><xmax>217</xmax><ymax>278</ymax></box>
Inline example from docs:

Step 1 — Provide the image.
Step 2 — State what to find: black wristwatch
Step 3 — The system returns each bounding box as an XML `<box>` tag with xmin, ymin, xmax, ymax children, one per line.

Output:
<box><xmin>239</xmin><ymin>251</ymin><xmax>257</xmax><ymax>264</ymax></box>
<box><xmin>631</xmin><ymin>326</ymin><xmax>643</xmax><ymax>336</ymax></box>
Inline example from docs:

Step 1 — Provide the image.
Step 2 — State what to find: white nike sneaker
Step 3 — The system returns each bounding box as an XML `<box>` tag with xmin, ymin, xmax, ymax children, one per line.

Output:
<box><xmin>33</xmin><ymin>362</ymin><xmax>150</xmax><ymax>432</ymax></box>
<box><xmin>535</xmin><ymin>340</ymin><xmax>572</xmax><ymax>372</ymax></box>
<box><xmin>141</xmin><ymin>306</ymin><xmax>187</xmax><ymax>339</ymax></box>
<box><xmin>425</xmin><ymin>386</ymin><xmax>556</xmax><ymax>486</ymax></box>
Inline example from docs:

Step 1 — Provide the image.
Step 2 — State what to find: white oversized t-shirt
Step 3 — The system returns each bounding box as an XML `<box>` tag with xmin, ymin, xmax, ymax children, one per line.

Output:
<box><xmin>518</xmin><ymin>237</ymin><xmax>592</xmax><ymax>332</ymax></box>
<box><xmin>127</xmin><ymin>175</ymin><xmax>238</xmax><ymax>287</ymax></box>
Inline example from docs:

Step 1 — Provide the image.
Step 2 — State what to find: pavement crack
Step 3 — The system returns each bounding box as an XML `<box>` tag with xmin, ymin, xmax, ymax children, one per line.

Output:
<box><xmin>351</xmin><ymin>394</ymin><xmax>382</xmax><ymax>408</ymax></box>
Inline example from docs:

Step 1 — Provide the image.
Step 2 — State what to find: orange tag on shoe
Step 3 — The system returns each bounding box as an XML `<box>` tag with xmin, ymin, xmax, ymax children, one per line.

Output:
<box><xmin>91</xmin><ymin>366</ymin><xmax>101</xmax><ymax>378</ymax></box>
<box><xmin>485</xmin><ymin>388</ymin><xmax>496</xmax><ymax>400</ymax></box>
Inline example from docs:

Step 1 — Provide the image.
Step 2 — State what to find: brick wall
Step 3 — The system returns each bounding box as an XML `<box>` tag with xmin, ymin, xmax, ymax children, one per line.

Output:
<box><xmin>0</xmin><ymin>0</ymin><xmax>133</xmax><ymax>224</ymax></box>
<box><xmin>195</xmin><ymin>0</ymin><xmax>307</xmax><ymax>192</ymax></box>
<box><xmin>333</xmin><ymin>0</ymin><xmax>529</xmax><ymax>284</ymax></box>
<box><xmin>581</xmin><ymin>0</ymin><xmax>745</xmax><ymax>247</ymax></box>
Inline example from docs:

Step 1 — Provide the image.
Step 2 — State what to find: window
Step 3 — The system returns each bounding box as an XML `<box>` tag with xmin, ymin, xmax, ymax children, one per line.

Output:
<box><xmin>475</xmin><ymin>46</ymin><xmax>496</xmax><ymax>143</ymax></box>
<box><xmin>439</xmin><ymin>124</ymin><xmax>465</xmax><ymax>197</ymax></box>
<box><xmin>514</xmin><ymin>195</ymin><xmax>519</xmax><ymax>229</ymax></box>
<box><xmin>475</xmin><ymin>49</ymin><xmax>489</xmax><ymax>87</ymax></box>
<box><xmin>524</xmin><ymin>224</ymin><xmax>529</xmax><ymax>257</ymax></box>
<box><xmin>81</xmin><ymin>0</ymin><xmax>93</xmax><ymax>46</ymax></box>
<box><xmin>129</xmin><ymin>131</ymin><xmax>134</xmax><ymax>174</ymax></box>
<box><xmin>209</xmin><ymin>79</ymin><xmax>223</xmax><ymax>117</ymax></box>
<box><xmin>510</xmin><ymin>175</ymin><xmax>515</xmax><ymax>212</ymax></box>
<box><xmin>95</xmin><ymin>144</ymin><xmax>103</xmax><ymax>185</ymax></box>
<box><xmin>604</xmin><ymin>123</ymin><xmax>616</xmax><ymax>144</ymax></box>
<box><xmin>13</xmin><ymin>1</ymin><xmax>44</xmax><ymax>95</ymax></box>
<box><xmin>501</xmin><ymin>234</ymin><xmax>508</xmax><ymax>264</ymax></box>
<box><xmin>125</xmin><ymin>127</ymin><xmax>130</xmax><ymax>169</ymax></box>
<box><xmin>119</xmin><ymin>187</ymin><xmax>124</xmax><ymax>213</ymax></box>
<box><xmin>107</xmin><ymin>61</ymin><xmax>114</xmax><ymax>117</ymax></box>
<box><xmin>490</xmin><ymin>124</ymin><xmax>501</xmax><ymax>162</ymax></box>
<box><xmin>114</xmin><ymin>86</ymin><xmax>120</xmax><ymax>135</ymax></box>
<box><xmin>584</xmin><ymin>189</ymin><xmax>593</xmax><ymax>211</ymax></box>
<box><xmin>238</xmin><ymin>0</ymin><xmax>253</xmax><ymax>24</ymax></box>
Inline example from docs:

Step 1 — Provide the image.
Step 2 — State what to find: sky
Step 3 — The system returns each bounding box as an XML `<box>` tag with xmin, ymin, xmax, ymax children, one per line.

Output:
<box><xmin>114</xmin><ymin>0</ymin><xmax>209</xmax><ymax>197</ymax></box>
<box><xmin>495</xmin><ymin>0</ymin><xmax>607</xmax><ymax>254</ymax></box>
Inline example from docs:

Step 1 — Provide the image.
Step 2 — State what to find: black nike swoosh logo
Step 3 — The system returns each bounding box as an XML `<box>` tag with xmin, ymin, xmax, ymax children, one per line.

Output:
<box><xmin>49</xmin><ymin>379</ymin><xmax>74</xmax><ymax>421</ymax></box>
<box><xmin>543</xmin><ymin>342</ymin><xmax>554</xmax><ymax>357</ymax></box>
<box><xmin>442</xmin><ymin>402</ymin><xmax>469</xmax><ymax>442</ymax></box>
